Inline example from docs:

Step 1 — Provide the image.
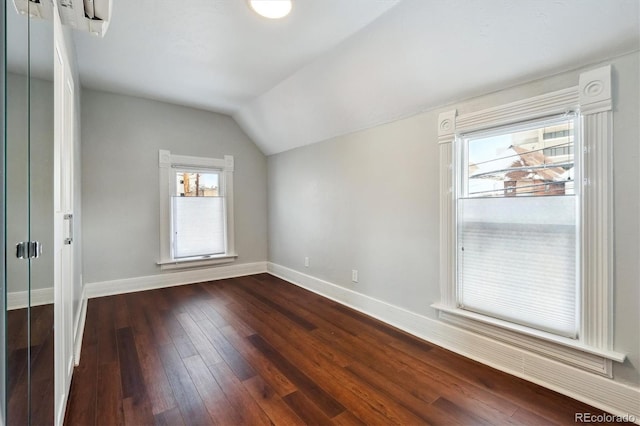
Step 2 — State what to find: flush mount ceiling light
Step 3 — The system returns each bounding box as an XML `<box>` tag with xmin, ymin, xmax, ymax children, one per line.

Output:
<box><xmin>249</xmin><ymin>0</ymin><xmax>292</xmax><ymax>19</ymax></box>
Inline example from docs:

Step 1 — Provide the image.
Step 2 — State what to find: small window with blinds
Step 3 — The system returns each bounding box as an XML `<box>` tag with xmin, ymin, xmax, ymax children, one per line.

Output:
<box><xmin>456</xmin><ymin>115</ymin><xmax>580</xmax><ymax>338</ymax></box>
<box><xmin>171</xmin><ymin>170</ymin><xmax>225</xmax><ymax>259</ymax></box>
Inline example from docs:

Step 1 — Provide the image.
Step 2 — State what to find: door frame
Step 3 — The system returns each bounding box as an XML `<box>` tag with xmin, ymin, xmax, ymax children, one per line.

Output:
<box><xmin>53</xmin><ymin>6</ymin><xmax>75</xmax><ymax>425</ymax></box>
<box><xmin>0</xmin><ymin>0</ymin><xmax>7</xmax><ymax>424</ymax></box>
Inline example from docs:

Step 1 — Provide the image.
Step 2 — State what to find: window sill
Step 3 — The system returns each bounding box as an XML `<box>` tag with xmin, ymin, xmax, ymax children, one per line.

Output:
<box><xmin>432</xmin><ymin>303</ymin><xmax>625</xmax><ymax>377</ymax></box>
<box><xmin>157</xmin><ymin>254</ymin><xmax>238</xmax><ymax>271</ymax></box>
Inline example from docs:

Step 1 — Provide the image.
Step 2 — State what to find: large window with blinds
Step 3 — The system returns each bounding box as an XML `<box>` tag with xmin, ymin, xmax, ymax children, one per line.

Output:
<box><xmin>456</xmin><ymin>115</ymin><xmax>580</xmax><ymax>338</ymax></box>
<box><xmin>436</xmin><ymin>66</ymin><xmax>622</xmax><ymax>375</ymax></box>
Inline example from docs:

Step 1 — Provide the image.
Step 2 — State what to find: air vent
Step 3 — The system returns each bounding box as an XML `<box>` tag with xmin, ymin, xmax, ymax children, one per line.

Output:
<box><xmin>13</xmin><ymin>0</ymin><xmax>112</xmax><ymax>37</ymax></box>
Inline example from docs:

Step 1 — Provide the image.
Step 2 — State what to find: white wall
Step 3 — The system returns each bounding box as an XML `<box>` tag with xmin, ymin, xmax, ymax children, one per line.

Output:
<box><xmin>267</xmin><ymin>52</ymin><xmax>639</xmax><ymax>388</ymax></box>
<box><xmin>81</xmin><ymin>90</ymin><xmax>268</xmax><ymax>285</ymax></box>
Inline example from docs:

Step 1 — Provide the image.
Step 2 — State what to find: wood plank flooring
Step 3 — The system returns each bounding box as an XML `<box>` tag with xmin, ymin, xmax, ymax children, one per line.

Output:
<box><xmin>64</xmin><ymin>274</ymin><xmax>613</xmax><ymax>425</ymax></box>
<box><xmin>7</xmin><ymin>304</ymin><xmax>55</xmax><ymax>426</ymax></box>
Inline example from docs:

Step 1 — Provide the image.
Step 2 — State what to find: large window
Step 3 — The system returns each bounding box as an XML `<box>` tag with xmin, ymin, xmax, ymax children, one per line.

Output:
<box><xmin>457</xmin><ymin>116</ymin><xmax>579</xmax><ymax>338</ymax></box>
<box><xmin>434</xmin><ymin>65</ymin><xmax>625</xmax><ymax>376</ymax></box>
<box><xmin>158</xmin><ymin>151</ymin><xmax>236</xmax><ymax>269</ymax></box>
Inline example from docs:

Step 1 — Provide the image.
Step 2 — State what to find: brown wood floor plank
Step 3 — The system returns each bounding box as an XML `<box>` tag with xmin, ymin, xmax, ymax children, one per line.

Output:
<box><xmin>127</xmin><ymin>293</ymin><xmax>155</xmax><ymax>338</ymax></box>
<box><xmin>31</xmin><ymin>376</ymin><xmax>55</xmax><ymax>426</ymax></box>
<box><xmin>96</xmin><ymin>297</ymin><xmax>118</xmax><ymax>366</ymax></box>
<box><xmin>143</xmin><ymin>303</ymin><xmax>172</xmax><ymax>347</ymax></box>
<box><xmin>205</xmin><ymin>361</ymin><xmax>274</xmax><ymax>426</ymax></box>
<box><xmin>282</xmin><ymin>390</ymin><xmax>333</xmax><ymax>426</ymax></box>
<box><xmin>218</xmin><ymin>278</ymin><xmax>353</xmax><ymax>368</ymax></box>
<box><xmin>65</xmin><ymin>274</ymin><xmax>619</xmax><ymax>426</ymax></box>
<box><xmin>64</xmin><ymin>343</ymin><xmax>97</xmax><ymax>425</ymax></box>
<box><xmin>194</xmin><ymin>317</ymin><xmax>256</xmax><ymax>381</ymax></box>
<box><xmin>432</xmin><ymin>396</ymin><xmax>493</xmax><ymax>426</ymax></box>
<box><xmin>96</xmin><ymin>361</ymin><xmax>124</xmax><ymax>426</ymax></box>
<box><xmin>331</xmin><ymin>410</ymin><xmax>368</xmax><ymax>426</ymax></box>
<box><xmin>161</xmin><ymin>310</ymin><xmax>198</xmax><ymax>359</ymax></box>
<box><xmin>221</xmin><ymin>276</ymin><xmax>515</xmax><ymax>426</ymax></box>
<box><xmin>313</xmin><ymin>323</ymin><xmax>519</xmax><ymax>424</ymax></box>
<box><xmin>116</xmin><ymin>327</ymin><xmax>147</xmax><ymax>400</ymax></box>
<box><xmin>233</xmin><ymin>276</ymin><xmax>318</xmax><ymax>331</ymax></box>
<box><xmin>29</xmin><ymin>304</ymin><xmax>54</xmax><ymax>346</ymax></box>
<box><xmin>511</xmin><ymin>406</ymin><xmax>561</xmax><ymax>425</ymax></box>
<box><xmin>7</xmin><ymin>364</ymin><xmax>29</xmax><ymax>426</ymax></box>
<box><xmin>156</xmin><ymin>342</ymin><xmax>213</xmax><ymax>426</ymax></box>
<box><xmin>153</xmin><ymin>407</ymin><xmax>186</xmax><ymax>426</ymax></box>
<box><xmin>242</xmin><ymin>375</ymin><xmax>306</xmax><ymax>426</ymax></box>
<box><xmin>182</xmin><ymin>354</ymin><xmax>243</xmax><ymax>425</ymax></box>
<box><xmin>223</xmin><ymin>280</ymin><xmax>501</xmax><ymax>425</ymax></box>
<box><xmin>421</xmin><ymin>346</ymin><xmax>608</xmax><ymax>424</ymax></box>
<box><xmin>175</xmin><ymin>312</ymin><xmax>224</xmax><ymax>366</ymax></box>
<box><xmin>132</xmin><ymin>331</ymin><xmax>177</xmax><ymax>415</ymax></box>
<box><xmin>216</xmin><ymin>279</ymin><xmax>354</xmax><ymax>371</ymax></box>
<box><xmin>247</xmin><ymin>334</ymin><xmax>346</xmax><ymax>418</ymax></box>
<box><xmin>30</xmin><ymin>337</ymin><xmax>53</xmax><ymax>385</ymax></box>
<box><xmin>7</xmin><ymin>308</ymin><xmax>29</xmax><ymax>350</ymax></box>
<box><xmin>344</xmin><ymin>362</ymin><xmax>449</xmax><ymax>423</ymax></box>
<box><xmin>217</xmin><ymin>323</ymin><xmax>298</xmax><ymax>397</ymax></box>
<box><xmin>113</xmin><ymin>294</ymin><xmax>131</xmax><ymax>330</ymax></box>
<box><xmin>246</xmin><ymin>328</ymin><xmax>427</xmax><ymax>426</ymax></box>
<box><xmin>193</xmin><ymin>297</ymin><xmax>228</xmax><ymax>328</ymax></box>
<box><xmin>122</xmin><ymin>396</ymin><xmax>154</xmax><ymax>426</ymax></box>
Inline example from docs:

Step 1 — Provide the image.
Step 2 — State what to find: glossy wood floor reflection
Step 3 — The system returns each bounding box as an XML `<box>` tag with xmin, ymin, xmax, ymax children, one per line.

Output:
<box><xmin>65</xmin><ymin>274</ymin><xmax>611</xmax><ymax>425</ymax></box>
<box><xmin>8</xmin><ymin>304</ymin><xmax>55</xmax><ymax>426</ymax></box>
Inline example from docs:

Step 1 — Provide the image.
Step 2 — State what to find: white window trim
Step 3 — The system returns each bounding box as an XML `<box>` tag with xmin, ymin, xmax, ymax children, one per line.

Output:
<box><xmin>157</xmin><ymin>150</ymin><xmax>237</xmax><ymax>270</ymax></box>
<box><xmin>433</xmin><ymin>65</ymin><xmax>625</xmax><ymax>377</ymax></box>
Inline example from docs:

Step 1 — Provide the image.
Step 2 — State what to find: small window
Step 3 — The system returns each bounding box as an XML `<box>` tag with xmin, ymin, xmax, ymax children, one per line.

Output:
<box><xmin>158</xmin><ymin>151</ymin><xmax>236</xmax><ymax>269</ymax></box>
<box><xmin>172</xmin><ymin>170</ymin><xmax>225</xmax><ymax>259</ymax></box>
<box><xmin>457</xmin><ymin>116</ymin><xmax>580</xmax><ymax>338</ymax></box>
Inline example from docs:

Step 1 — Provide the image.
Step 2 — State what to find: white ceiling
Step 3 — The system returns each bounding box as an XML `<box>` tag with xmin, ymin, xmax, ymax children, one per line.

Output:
<box><xmin>10</xmin><ymin>0</ymin><xmax>640</xmax><ymax>155</ymax></box>
<box><xmin>235</xmin><ymin>0</ymin><xmax>640</xmax><ymax>154</ymax></box>
<box><xmin>72</xmin><ymin>0</ymin><xmax>400</xmax><ymax>114</ymax></box>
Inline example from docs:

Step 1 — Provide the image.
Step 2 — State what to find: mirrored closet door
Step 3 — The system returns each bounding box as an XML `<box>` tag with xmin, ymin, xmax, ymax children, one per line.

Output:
<box><xmin>5</xmin><ymin>0</ymin><xmax>55</xmax><ymax>424</ymax></box>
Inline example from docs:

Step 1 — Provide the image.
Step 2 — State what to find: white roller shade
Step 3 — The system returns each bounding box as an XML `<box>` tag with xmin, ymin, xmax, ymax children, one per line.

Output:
<box><xmin>457</xmin><ymin>196</ymin><xmax>578</xmax><ymax>338</ymax></box>
<box><xmin>172</xmin><ymin>196</ymin><xmax>225</xmax><ymax>258</ymax></box>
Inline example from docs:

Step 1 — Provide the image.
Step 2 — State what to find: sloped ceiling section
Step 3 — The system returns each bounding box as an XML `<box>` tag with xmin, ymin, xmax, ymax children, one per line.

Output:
<box><xmin>71</xmin><ymin>0</ymin><xmax>639</xmax><ymax>156</ymax></box>
<box><xmin>73</xmin><ymin>0</ymin><xmax>400</xmax><ymax>114</ymax></box>
<box><xmin>235</xmin><ymin>0</ymin><xmax>640</xmax><ymax>155</ymax></box>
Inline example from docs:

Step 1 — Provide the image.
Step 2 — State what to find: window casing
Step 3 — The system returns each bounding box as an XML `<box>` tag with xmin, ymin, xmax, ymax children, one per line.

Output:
<box><xmin>158</xmin><ymin>150</ymin><xmax>236</xmax><ymax>270</ymax></box>
<box><xmin>433</xmin><ymin>65</ymin><xmax>625</xmax><ymax>376</ymax></box>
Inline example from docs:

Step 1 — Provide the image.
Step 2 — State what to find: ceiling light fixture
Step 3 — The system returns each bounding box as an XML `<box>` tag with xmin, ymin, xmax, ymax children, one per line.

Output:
<box><xmin>249</xmin><ymin>0</ymin><xmax>292</xmax><ymax>19</ymax></box>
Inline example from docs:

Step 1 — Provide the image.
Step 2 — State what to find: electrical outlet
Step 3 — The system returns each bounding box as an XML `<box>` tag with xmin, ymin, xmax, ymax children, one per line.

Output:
<box><xmin>352</xmin><ymin>269</ymin><xmax>358</xmax><ymax>283</ymax></box>
<box><xmin>304</xmin><ymin>257</ymin><xmax>309</xmax><ymax>267</ymax></box>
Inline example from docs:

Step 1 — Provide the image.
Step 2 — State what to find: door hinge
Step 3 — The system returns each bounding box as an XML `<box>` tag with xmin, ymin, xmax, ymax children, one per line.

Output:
<box><xmin>16</xmin><ymin>241</ymin><xmax>43</xmax><ymax>259</ymax></box>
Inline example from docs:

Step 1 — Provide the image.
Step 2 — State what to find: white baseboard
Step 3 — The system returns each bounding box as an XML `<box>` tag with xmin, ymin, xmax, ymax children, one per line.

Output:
<box><xmin>73</xmin><ymin>285</ymin><xmax>88</xmax><ymax>366</ymax></box>
<box><xmin>85</xmin><ymin>261</ymin><xmax>268</xmax><ymax>299</ymax></box>
<box><xmin>267</xmin><ymin>262</ymin><xmax>640</xmax><ymax>422</ymax></box>
<box><xmin>7</xmin><ymin>287</ymin><xmax>54</xmax><ymax>310</ymax></box>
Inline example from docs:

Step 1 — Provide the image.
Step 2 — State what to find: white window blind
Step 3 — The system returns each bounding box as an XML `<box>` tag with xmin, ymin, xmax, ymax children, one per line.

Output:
<box><xmin>457</xmin><ymin>195</ymin><xmax>578</xmax><ymax>338</ymax></box>
<box><xmin>172</xmin><ymin>196</ymin><xmax>225</xmax><ymax>258</ymax></box>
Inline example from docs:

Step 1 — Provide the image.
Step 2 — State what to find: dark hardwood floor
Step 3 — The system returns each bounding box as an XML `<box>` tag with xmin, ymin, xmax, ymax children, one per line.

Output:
<box><xmin>7</xmin><ymin>303</ymin><xmax>55</xmax><ymax>426</ymax></box>
<box><xmin>65</xmin><ymin>274</ymin><xmax>612</xmax><ymax>425</ymax></box>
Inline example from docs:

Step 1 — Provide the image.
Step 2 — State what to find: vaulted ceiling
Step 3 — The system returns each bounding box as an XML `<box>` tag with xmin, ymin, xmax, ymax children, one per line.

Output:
<box><xmin>69</xmin><ymin>0</ymin><xmax>640</xmax><ymax>154</ymax></box>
